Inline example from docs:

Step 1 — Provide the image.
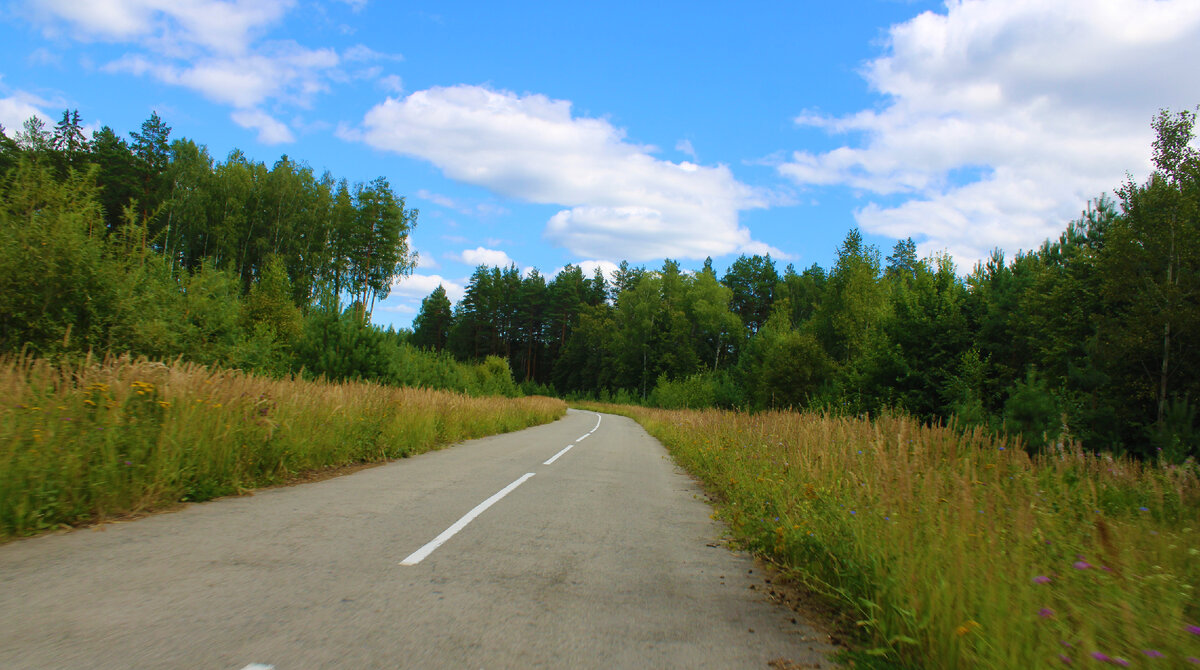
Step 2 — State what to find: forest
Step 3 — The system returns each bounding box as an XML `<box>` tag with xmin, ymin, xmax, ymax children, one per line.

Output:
<box><xmin>412</xmin><ymin>108</ymin><xmax>1200</xmax><ymax>462</ymax></box>
<box><xmin>2</xmin><ymin>107</ymin><xmax>1198</xmax><ymax>461</ymax></box>
<box><xmin>0</xmin><ymin>110</ymin><xmax>518</xmax><ymax>398</ymax></box>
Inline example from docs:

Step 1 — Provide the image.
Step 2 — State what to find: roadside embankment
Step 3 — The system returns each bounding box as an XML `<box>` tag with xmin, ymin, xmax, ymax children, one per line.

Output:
<box><xmin>580</xmin><ymin>403</ymin><xmax>1200</xmax><ymax>669</ymax></box>
<box><xmin>1</xmin><ymin>354</ymin><xmax>566</xmax><ymax>540</ymax></box>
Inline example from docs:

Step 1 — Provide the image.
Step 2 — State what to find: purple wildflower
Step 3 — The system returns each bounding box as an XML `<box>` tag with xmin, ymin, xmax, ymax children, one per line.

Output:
<box><xmin>1189</xmin><ymin>625</ymin><xmax>1200</xmax><ymax>636</ymax></box>
<box><xmin>1038</xmin><ymin>608</ymin><xmax>1055</xmax><ymax>618</ymax></box>
<box><xmin>1139</xmin><ymin>507</ymin><xmax>1150</xmax><ymax>512</ymax></box>
<box><xmin>1143</xmin><ymin>650</ymin><xmax>1164</xmax><ymax>658</ymax></box>
<box><xmin>849</xmin><ymin>510</ymin><xmax>856</xmax><ymax>515</ymax></box>
<box><xmin>124</xmin><ymin>460</ymin><xmax>132</xmax><ymax>466</ymax></box>
<box><xmin>1059</xmin><ymin>654</ymin><xmax>1072</xmax><ymax>664</ymax></box>
<box><xmin>1187</xmin><ymin>657</ymin><xmax>1199</xmax><ymax>664</ymax></box>
<box><xmin>1033</xmin><ymin>575</ymin><xmax>1052</xmax><ymax>584</ymax></box>
<box><xmin>1061</xmin><ymin>641</ymin><xmax>1073</xmax><ymax>648</ymax></box>
<box><xmin>1091</xmin><ymin>652</ymin><xmax>1112</xmax><ymax>663</ymax></box>
<box><xmin>1073</xmin><ymin>560</ymin><xmax>1092</xmax><ymax>570</ymax></box>
<box><xmin>1113</xmin><ymin>659</ymin><xmax>1130</xmax><ymax>667</ymax></box>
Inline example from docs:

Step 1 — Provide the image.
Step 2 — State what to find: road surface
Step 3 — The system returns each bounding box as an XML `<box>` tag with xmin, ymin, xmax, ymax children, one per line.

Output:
<box><xmin>0</xmin><ymin>409</ymin><xmax>837</xmax><ymax>669</ymax></box>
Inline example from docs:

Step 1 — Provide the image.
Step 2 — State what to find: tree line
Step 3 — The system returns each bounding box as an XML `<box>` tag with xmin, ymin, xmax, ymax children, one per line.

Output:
<box><xmin>411</xmin><ymin>109</ymin><xmax>1200</xmax><ymax>461</ymax></box>
<box><xmin>3</xmin><ymin>105</ymin><xmax>1196</xmax><ymax>459</ymax></box>
<box><xmin>0</xmin><ymin>111</ymin><xmax>518</xmax><ymax>397</ymax></box>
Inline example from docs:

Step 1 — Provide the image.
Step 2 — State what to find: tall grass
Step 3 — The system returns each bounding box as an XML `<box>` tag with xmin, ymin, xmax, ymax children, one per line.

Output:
<box><xmin>1</xmin><ymin>354</ymin><xmax>565</xmax><ymax>540</ymax></box>
<box><xmin>585</xmin><ymin>404</ymin><xmax>1200</xmax><ymax>669</ymax></box>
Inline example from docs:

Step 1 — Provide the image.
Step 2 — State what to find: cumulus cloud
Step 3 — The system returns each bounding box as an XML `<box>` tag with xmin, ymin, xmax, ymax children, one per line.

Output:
<box><xmin>26</xmin><ymin>0</ymin><xmax>383</xmax><ymax>145</ymax></box>
<box><xmin>778</xmin><ymin>0</ymin><xmax>1200</xmax><ymax>268</ymax></box>
<box><xmin>390</xmin><ymin>272</ymin><xmax>465</xmax><ymax>303</ymax></box>
<box><xmin>573</xmin><ymin>260</ymin><xmax>620</xmax><ymax>283</ymax></box>
<box><xmin>230</xmin><ymin>108</ymin><xmax>294</xmax><ymax>144</ymax></box>
<box><xmin>351</xmin><ymin>85</ymin><xmax>775</xmax><ymax>261</ymax></box>
<box><xmin>0</xmin><ymin>90</ymin><xmax>53</xmax><ymax>132</ymax></box>
<box><xmin>104</xmin><ymin>42</ymin><xmax>338</xmax><ymax>111</ymax></box>
<box><xmin>30</xmin><ymin>0</ymin><xmax>294</xmax><ymax>55</ymax></box>
<box><xmin>459</xmin><ymin>247</ymin><xmax>515</xmax><ymax>267</ymax></box>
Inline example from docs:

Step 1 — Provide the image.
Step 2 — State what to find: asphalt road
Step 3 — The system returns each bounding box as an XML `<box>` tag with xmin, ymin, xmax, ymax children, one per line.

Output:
<box><xmin>0</xmin><ymin>409</ymin><xmax>837</xmax><ymax>669</ymax></box>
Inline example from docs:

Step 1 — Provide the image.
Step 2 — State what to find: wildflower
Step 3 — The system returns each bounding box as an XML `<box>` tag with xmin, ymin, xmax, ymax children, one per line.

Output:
<box><xmin>954</xmin><ymin>620</ymin><xmax>981</xmax><ymax>636</ymax></box>
<box><xmin>1059</xmin><ymin>654</ymin><xmax>1072</xmax><ymax>664</ymax></box>
<box><xmin>124</xmin><ymin>461</ymin><xmax>132</xmax><ymax>466</ymax></box>
<box><xmin>849</xmin><ymin>510</ymin><xmax>856</xmax><ymax>515</ymax></box>
<box><xmin>1186</xmin><ymin>624</ymin><xmax>1200</xmax><ymax>635</ymax></box>
<box><xmin>1033</xmin><ymin>575</ymin><xmax>1052</xmax><ymax>584</ymax></box>
<box><xmin>1091</xmin><ymin>652</ymin><xmax>1112</xmax><ymax>663</ymax></box>
<box><xmin>1187</xmin><ymin>657</ymin><xmax>1199</xmax><ymax>664</ymax></box>
<box><xmin>1113</xmin><ymin>659</ymin><xmax>1130</xmax><ymax>667</ymax></box>
<box><xmin>1140</xmin><ymin>507</ymin><xmax>1150</xmax><ymax>512</ymax></box>
<box><xmin>1038</xmin><ymin>608</ymin><xmax>1055</xmax><ymax>618</ymax></box>
<box><xmin>1073</xmin><ymin>561</ymin><xmax>1092</xmax><ymax>570</ymax></box>
<box><xmin>1143</xmin><ymin>650</ymin><xmax>1164</xmax><ymax>658</ymax></box>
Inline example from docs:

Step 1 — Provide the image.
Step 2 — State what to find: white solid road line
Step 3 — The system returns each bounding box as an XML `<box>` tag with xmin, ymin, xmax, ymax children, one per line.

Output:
<box><xmin>543</xmin><ymin>444</ymin><xmax>575</xmax><ymax>465</ymax></box>
<box><xmin>399</xmin><ymin>473</ymin><xmax>537</xmax><ymax>566</ymax></box>
<box><xmin>402</xmin><ymin>414</ymin><xmax>602</xmax><ymax>564</ymax></box>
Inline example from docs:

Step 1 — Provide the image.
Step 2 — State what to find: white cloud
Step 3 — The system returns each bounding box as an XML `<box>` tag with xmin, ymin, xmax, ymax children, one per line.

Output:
<box><xmin>378</xmin><ymin>73</ymin><xmax>404</xmax><ymax>94</ymax></box>
<box><xmin>230</xmin><ymin>108</ymin><xmax>294</xmax><ymax>144</ymax></box>
<box><xmin>343</xmin><ymin>44</ymin><xmax>401</xmax><ymax>62</ymax></box>
<box><xmin>31</xmin><ymin>0</ymin><xmax>295</xmax><ymax>55</ymax></box>
<box><xmin>352</xmin><ymin>85</ymin><xmax>775</xmax><ymax>261</ymax></box>
<box><xmin>390</xmin><ymin>273</ymin><xmax>465</xmax><ymax>303</ymax></box>
<box><xmin>0</xmin><ymin>90</ymin><xmax>53</xmax><ymax>132</ymax></box>
<box><xmin>104</xmin><ymin>42</ymin><xmax>339</xmax><ymax>110</ymax></box>
<box><xmin>575</xmin><ymin>260</ymin><xmax>620</xmax><ymax>283</ymax></box>
<box><xmin>29</xmin><ymin>0</ymin><xmax>356</xmax><ymax>145</ymax></box>
<box><xmin>30</xmin><ymin>0</ymin><xmax>293</xmax><ymax>55</ymax></box>
<box><xmin>675</xmin><ymin>138</ymin><xmax>697</xmax><ymax>159</ymax></box>
<box><xmin>413</xmin><ymin>248</ymin><xmax>438</xmax><ymax>270</ymax></box>
<box><xmin>376</xmin><ymin>303</ymin><xmax>416</xmax><ymax>314</ymax></box>
<box><xmin>415</xmin><ymin>188</ymin><xmax>507</xmax><ymax>218</ymax></box>
<box><xmin>778</xmin><ymin>0</ymin><xmax>1200</xmax><ymax>269</ymax></box>
<box><xmin>459</xmin><ymin>246</ymin><xmax>515</xmax><ymax>267</ymax></box>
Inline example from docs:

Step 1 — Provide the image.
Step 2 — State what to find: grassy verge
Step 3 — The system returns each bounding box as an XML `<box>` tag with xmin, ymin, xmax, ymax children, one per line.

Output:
<box><xmin>1</xmin><ymin>354</ymin><xmax>565</xmax><ymax>540</ymax></box>
<box><xmin>580</xmin><ymin>403</ymin><xmax>1200</xmax><ymax>669</ymax></box>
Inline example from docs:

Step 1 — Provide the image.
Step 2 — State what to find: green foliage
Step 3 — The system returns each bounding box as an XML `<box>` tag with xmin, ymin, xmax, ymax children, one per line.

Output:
<box><xmin>590</xmin><ymin>404</ymin><xmax>1200</xmax><ymax>670</ymax></box>
<box><xmin>0</xmin><ymin>355</ymin><xmax>566</xmax><ymax>540</ymax></box>
<box><xmin>8</xmin><ymin>103</ymin><xmax>1200</xmax><ymax>459</ymax></box>
<box><xmin>411</xmin><ymin>284</ymin><xmax>453</xmax><ymax>351</ymax></box>
<box><xmin>721</xmin><ymin>253</ymin><xmax>779</xmax><ymax>334</ymax></box>
<box><xmin>1003</xmin><ymin>369</ymin><xmax>1061</xmax><ymax>452</ymax></box>
<box><xmin>241</xmin><ymin>256</ymin><xmax>302</xmax><ymax>344</ymax></box>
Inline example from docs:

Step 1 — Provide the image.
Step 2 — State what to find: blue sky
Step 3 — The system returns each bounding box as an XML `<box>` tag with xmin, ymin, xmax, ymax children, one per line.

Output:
<box><xmin>2</xmin><ymin>0</ymin><xmax>1199</xmax><ymax>329</ymax></box>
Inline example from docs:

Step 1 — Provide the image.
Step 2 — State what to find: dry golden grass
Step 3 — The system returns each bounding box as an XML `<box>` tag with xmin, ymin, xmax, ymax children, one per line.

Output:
<box><xmin>583</xmin><ymin>403</ymin><xmax>1200</xmax><ymax>669</ymax></box>
<box><xmin>1</xmin><ymin>353</ymin><xmax>565</xmax><ymax>539</ymax></box>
